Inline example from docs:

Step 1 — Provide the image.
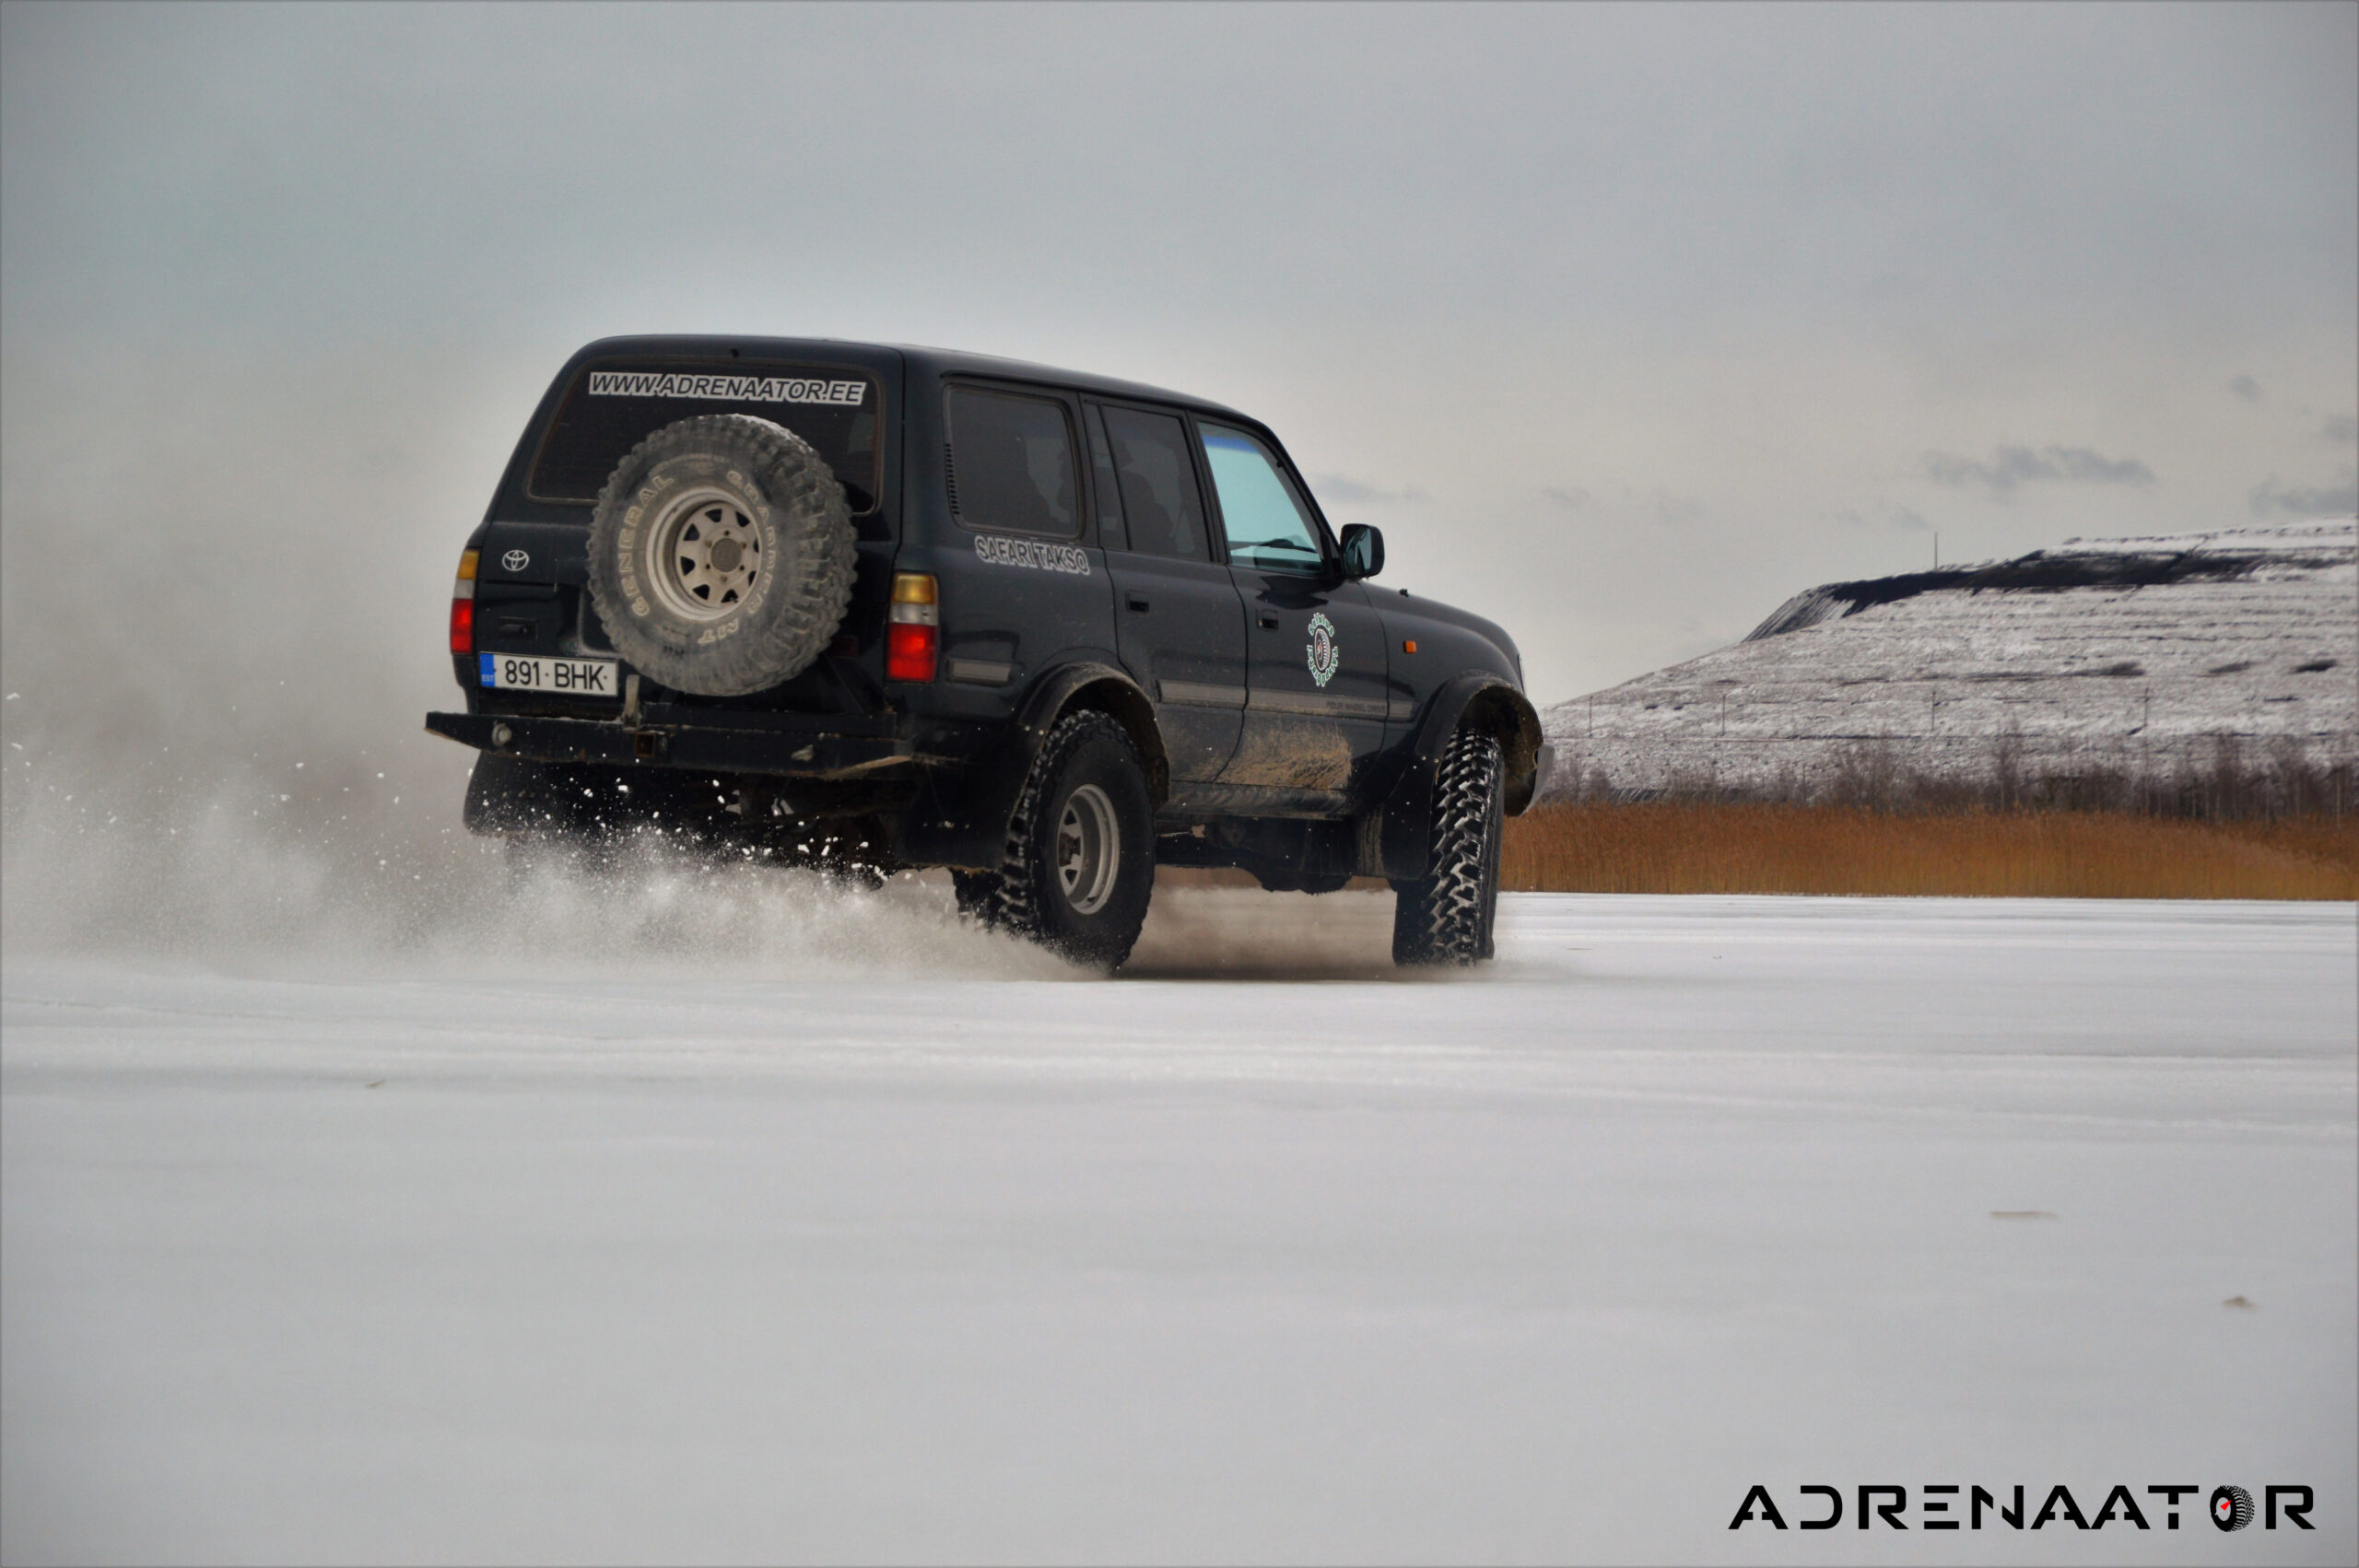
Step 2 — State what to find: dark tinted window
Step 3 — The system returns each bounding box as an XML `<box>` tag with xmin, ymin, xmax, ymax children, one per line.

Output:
<box><xmin>1102</xmin><ymin>406</ymin><xmax>1208</xmax><ymax>561</ymax></box>
<box><xmin>945</xmin><ymin>387</ymin><xmax>1078</xmax><ymax>538</ymax></box>
<box><xmin>529</xmin><ymin>360</ymin><xmax>880</xmax><ymax>509</ymax></box>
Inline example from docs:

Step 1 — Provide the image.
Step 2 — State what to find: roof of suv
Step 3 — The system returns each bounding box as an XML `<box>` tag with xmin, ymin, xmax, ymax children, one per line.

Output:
<box><xmin>569</xmin><ymin>334</ymin><xmax>1258</xmax><ymax>426</ymax></box>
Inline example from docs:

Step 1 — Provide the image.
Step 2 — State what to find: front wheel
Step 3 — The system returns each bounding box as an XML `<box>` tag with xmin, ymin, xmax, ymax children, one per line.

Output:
<box><xmin>968</xmin><ymin>711</ymin><xmax>1156</xmax><ymax>971</ymax></box>
<box><xmin>1392</xmin><ymin>730</ymin><xmax>1504</xmax><ymax>965</ymax></box>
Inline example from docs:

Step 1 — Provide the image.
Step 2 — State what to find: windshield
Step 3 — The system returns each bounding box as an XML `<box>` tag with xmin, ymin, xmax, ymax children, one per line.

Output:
<box><xmin>528</xmin><ymin>359</ymin><xmax>882</xmax><ymax>511</ymax></box>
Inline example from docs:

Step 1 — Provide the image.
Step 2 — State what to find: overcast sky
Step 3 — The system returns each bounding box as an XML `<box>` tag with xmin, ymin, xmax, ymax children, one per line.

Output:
<box><xmin>4</xmin><ymin>0</ymin><xmax>2353</xmax><ymax>719</ymax></box>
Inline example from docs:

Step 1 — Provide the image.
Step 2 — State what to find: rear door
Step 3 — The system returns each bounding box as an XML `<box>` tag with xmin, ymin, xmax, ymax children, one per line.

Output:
<box><xmin>1197</xmin><ymin>422</ymin><xmax>1391</xmax><ymax>803</ymax></box>
<box><xmin>1088</xmin><ymin>403</ymin><xmax>1248</xmax><ymax>785</ymax></box>
<box><xmin>934</xmin><ymin>383</ymin><xmax>1107</xmax><ymax>700</ymax></box>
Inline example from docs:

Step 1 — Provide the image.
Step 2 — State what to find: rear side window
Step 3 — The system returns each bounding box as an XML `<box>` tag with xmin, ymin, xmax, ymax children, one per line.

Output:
<box><xmin>529</xmin><ymin>360</ymin><xmax>881</xmax><ymax>510</ymax></box>
<box><xmin>945</xmin><ymin>387</ymin><xmax>1078</xmax><ymax>538</ymax></box>
<box><xmin>1101</xmin><ymin>406</ymin><xmax>1209</xmax><ymax>561</ymax></box>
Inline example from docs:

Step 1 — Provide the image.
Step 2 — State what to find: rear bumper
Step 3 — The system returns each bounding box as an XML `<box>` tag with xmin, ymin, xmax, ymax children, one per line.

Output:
<box><xmin>424</xmin><ymin>709</ymin><xmax>913</xmax><ymax>778</ymax></box>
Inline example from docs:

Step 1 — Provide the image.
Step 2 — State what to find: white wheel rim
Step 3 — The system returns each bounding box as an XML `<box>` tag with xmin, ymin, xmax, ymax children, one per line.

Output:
<box><xmin>1055</xmin><ymin>784</ymin><xmax>1121</xmax><ymax>916</ymax></box>
<box><xmin>643</xmin><ymin>486</ymin><xmax>762</xmax><ymax>623</ymax></box>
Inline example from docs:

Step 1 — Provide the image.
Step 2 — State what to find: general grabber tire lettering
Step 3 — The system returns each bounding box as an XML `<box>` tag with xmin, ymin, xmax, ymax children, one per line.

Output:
<box><xmin>586</xmin><ymin>414</ymin><xmax>855</xmax><ymax>696</ymax></box>
<box><xmin>972</xmin><ymin>711</ymin><xmax>1156</xmax><ymax>971</ymax></box>
<box><xmin>1392</xmin><ymin>729</ymin><xmax>1505</xmax><ymax>966</ymax></box>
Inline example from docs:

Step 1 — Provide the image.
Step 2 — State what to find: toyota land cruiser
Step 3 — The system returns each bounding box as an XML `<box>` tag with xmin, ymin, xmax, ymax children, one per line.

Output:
<box><xmin>428</xmin><ymin>336</ymin><xmax>1548</xmax><ymax>968</ymax></box>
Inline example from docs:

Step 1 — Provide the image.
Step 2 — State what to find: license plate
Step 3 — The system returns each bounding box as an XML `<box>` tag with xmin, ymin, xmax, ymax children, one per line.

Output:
<box><xmin>476</xmin><ymin>653</ymin><xmax>620</xmax><ymax>698</ymax></box>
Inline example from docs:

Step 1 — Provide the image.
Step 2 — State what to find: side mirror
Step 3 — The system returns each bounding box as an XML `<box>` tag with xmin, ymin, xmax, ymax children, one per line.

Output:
<box><xmin>1340</xmin><ymin>523</ymin><xmax>1385</xmax><ymax>580</ymax></box>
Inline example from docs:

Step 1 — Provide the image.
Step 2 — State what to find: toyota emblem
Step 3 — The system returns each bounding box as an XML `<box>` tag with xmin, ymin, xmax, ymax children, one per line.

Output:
<box><xmin>501</xmin><ymin>549</ymin><xmax>530</xmax><ymax>573</ymax></box>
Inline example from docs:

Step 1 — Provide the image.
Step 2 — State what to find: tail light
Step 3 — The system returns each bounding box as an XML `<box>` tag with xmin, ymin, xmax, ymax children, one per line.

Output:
<box><xmin>886</xmin><ymin>571</ymin><xmax>939</xmax><ymax>683</ymax></box>
<box><xmin>449</xmin><ymin>548</ymin><xmax>478</xmax><ymax>654</ymax></box>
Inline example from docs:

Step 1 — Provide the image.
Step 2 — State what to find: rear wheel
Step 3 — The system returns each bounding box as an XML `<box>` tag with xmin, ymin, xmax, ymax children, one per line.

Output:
<box><xmin>1391</xmin><ymin>730</ymin><xmax>1504</xmax><ymax>965</ymax></box>
<box><xmin>968</xmin><ymin>711</ymin><xmax>1155</xmax><ymax>970</ymax></box>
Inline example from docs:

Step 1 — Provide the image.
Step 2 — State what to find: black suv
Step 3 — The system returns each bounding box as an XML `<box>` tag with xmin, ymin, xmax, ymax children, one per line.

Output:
<box><xmin>429</xmin><ymin>337</ymin><xmax>1549</xmax><ymax>968</ymax></box>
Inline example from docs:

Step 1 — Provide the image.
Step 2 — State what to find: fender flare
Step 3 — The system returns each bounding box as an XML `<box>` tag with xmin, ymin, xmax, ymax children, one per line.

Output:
<box><xmin>893</xmin><ymin>661</ymin><xmax>1168</xmax><ymax>871</ymax></box>
<box><xmin>1375</xmin><ymin>673</ymin><xmax>1548</xmax><ymax>882</ymax></box>
<box><xmin>1013</xmin><ymin>662</ymin><xmax>1169</xmax><ymax>805</ymax></box>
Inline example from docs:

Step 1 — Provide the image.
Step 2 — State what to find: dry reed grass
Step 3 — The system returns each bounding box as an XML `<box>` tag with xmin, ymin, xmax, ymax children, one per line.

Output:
<box><xmin>1502</xmin><ymin>803</ymin><xmax>2359</xmax><ymax>900</ymax></box>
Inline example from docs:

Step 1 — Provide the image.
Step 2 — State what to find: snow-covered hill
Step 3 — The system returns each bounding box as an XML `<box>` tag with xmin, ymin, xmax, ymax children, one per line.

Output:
<box><xmin>1538</xmin><ymin>519</ymin><xmax>2357</xmax><ymax>802</ymax></box>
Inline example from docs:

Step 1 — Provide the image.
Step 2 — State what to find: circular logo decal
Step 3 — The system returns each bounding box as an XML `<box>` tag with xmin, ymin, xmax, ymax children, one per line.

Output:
<box><xmin>501</xmin><ymin>549</ymin><xmax>530</xmax><ymax>573</ymax></box>
<box><xmin>2211</xmin><ymin>1486</ymin><xmax>2252</xmax><ymax>1532</ymax></box>
<box><xmin>1305</xmin><ymin>611</ymin><xmax>1340</xmax><ymax>689</ymax></box>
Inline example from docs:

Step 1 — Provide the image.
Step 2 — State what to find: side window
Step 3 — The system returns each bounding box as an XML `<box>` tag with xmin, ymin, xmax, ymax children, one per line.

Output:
<box><xmin>945</xmin><ymin>387</ymin><xmax>1078</xmax><ymax>538</ymax></box>
<box><xmin>1083</xmin><ymin>404</ymin><xmax>1128</xmax><ymax>553</ymax></box>
<box><xmin>1101</xmin><ymin>406</ymin><xmax>1210</xmax><ymax>561</ymax></box>
<box><xmin>1201</xmin><ymin>425</ymin><xmax>1325</xmax><ymax>574</ymax></box>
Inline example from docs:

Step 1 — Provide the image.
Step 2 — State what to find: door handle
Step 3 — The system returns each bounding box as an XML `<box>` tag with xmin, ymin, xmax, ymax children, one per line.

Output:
<box><xmin>1126</xmin><ymin>592</ymin><xmax>1150</xmax><ymax>613</ymax></box>
<box><xmin>1258</xmin><ymin>612</ymin><xmax>1280</xmax><ymax>629</ymax></box>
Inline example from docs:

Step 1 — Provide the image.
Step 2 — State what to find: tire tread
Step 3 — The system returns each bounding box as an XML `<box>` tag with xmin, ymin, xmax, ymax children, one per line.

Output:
<box><xmin>969</xmin><ymin>710</ymin><xmax>1152</xmax><ymax>969</ymax></box>
<box><xmin>1393</xmin><ymin>730</ymin><xmax>1504</xmax><ymax>965</ymax></box>
<box><xmin>585</xmin><ymin>414</ymin><xmax>856</xmax><ymax>696</ymax></box>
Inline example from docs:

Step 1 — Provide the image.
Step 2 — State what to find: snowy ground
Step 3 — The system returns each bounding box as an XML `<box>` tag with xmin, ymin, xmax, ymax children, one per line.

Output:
<box><xmin>1541</xmin><ymin>519</ymin><xmax>2357</xmax><ymax>799</ymax></box>
<box><xmin>5</xmin><ymin>891</ymin><xmax>2354</xmax><ymax>1565</ymax></box>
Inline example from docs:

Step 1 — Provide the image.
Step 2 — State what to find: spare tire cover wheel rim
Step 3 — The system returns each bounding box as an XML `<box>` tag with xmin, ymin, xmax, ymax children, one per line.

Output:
<box><xmin>643</xmin><ymin>486</ymin><xmax>762</xmax><ymax>623</ymax></box>
<box><xmin>1057</xmin><ymin>784</ymin><xmax>1121</xmax><ymax>915</ymax></box>
<box><xmin>587</xmin><ymin>415</ymin><xmax>854</xmax><ymax>697</ymax></box>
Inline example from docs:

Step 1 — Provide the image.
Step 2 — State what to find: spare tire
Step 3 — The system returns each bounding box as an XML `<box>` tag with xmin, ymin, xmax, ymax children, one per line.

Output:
<box><xmin>585</xmin><ymin>414</ymin><xmax>855</xmax><ymax>696</ymax></box>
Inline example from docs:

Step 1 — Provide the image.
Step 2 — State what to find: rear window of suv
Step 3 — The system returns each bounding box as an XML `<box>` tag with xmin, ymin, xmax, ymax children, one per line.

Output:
<box><xmin>528</xmin><ymin>359</ymin><xmax>882</xmax><ymax>511</ymax></box>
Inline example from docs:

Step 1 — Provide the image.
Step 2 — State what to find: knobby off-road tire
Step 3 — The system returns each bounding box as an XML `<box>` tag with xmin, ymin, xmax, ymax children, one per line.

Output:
<box><xmin>1392</xmin><ymin>729</ymin><xmax>1505</xmax><ymax>965</ymax></box>
<box><xmin>967</xmin><ymin>711</ymin><xmax>1156</xmax><ymax>971</ymax></box>
<box><xmin>586</xmin><ymin>414</ymin><xmax>855</xmax><ymax>696</ymax></box>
